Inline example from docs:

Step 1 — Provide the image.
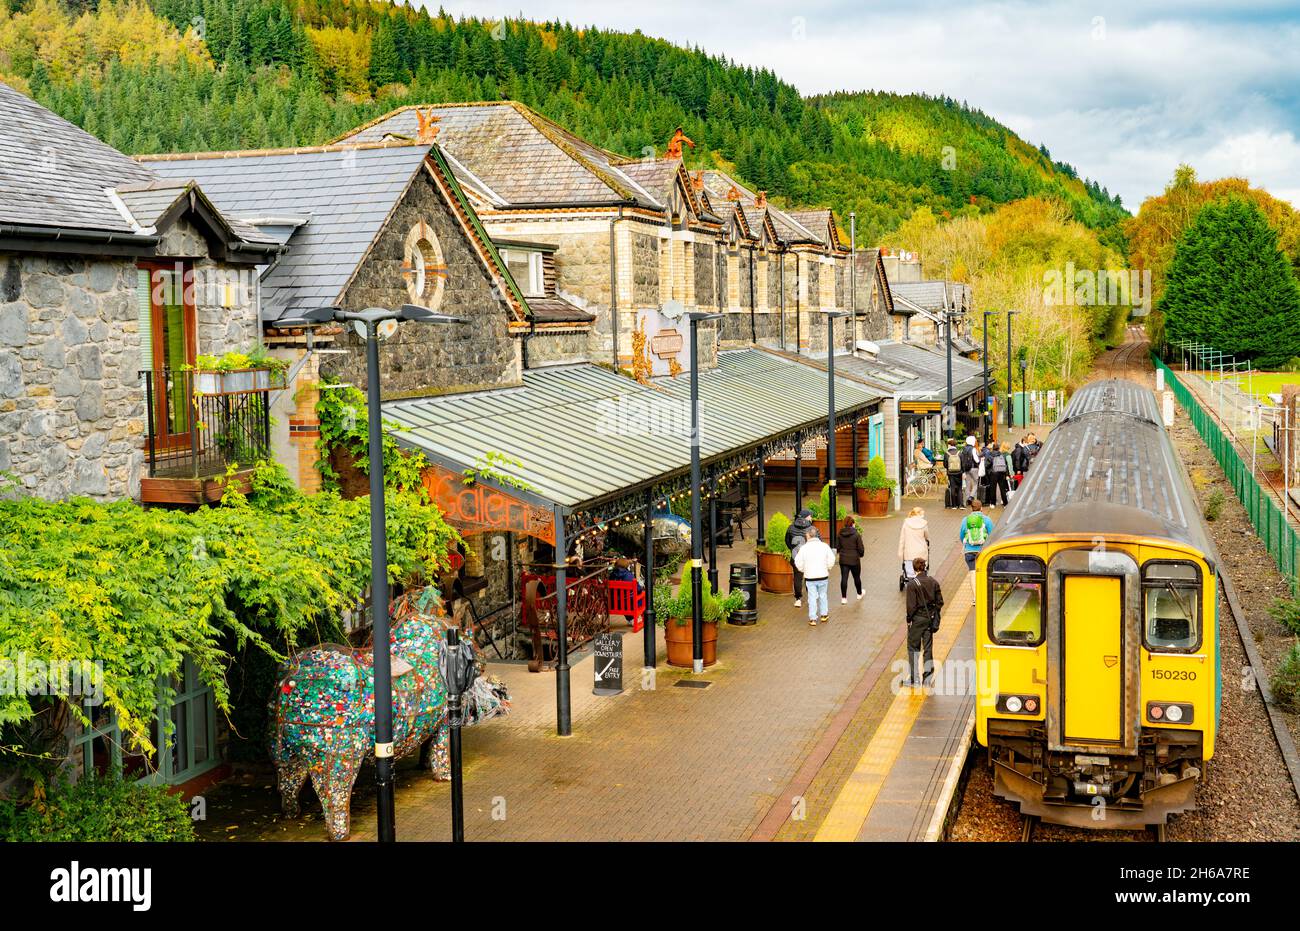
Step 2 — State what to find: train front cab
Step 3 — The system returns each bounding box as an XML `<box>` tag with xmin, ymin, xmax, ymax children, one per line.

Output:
<box><xmin>974</xmin><ymin>536</ymin><xmax>1219</xmax><ymax>830</ymax></box>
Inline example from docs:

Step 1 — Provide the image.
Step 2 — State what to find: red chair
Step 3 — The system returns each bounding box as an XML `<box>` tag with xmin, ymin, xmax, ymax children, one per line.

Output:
<box><xmin>606</xmin><ymin>580</ymin><xmax>645</xmax><ymax>633</ymax></box>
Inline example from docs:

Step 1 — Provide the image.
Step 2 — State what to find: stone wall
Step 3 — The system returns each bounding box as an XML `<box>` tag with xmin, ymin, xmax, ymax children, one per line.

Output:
<box><xmin>0</xmin><ymin>254</ymin><xmax>141</xmax><ymax>500</ymax></box>
<box><xmin>525</xmin><ymin>329</ymin><xmax>592</xmax><ymax>366</ymax></box>
<box><xmin>631</xmin><ymin>232</ymin><xmax>659</xmax><ymax>308</ymax></box>
<box><xmin>739</xmin><ymin>251</ymin><xmax>755</xmax><ymax>309</ymax></box>
<box><xmin>329</xmin><ymin>169</ymin><xmax>520</xmax><ymax>397</ymax></box>
<box><xmin>694</xmin><ymin>241</ymin><xmax>715</xmax><ymax>308</ymax></box>
<box><xmin>714</xmin><ymin>246</ymin><xmax>727</xmax><ymax>312</ymax></box>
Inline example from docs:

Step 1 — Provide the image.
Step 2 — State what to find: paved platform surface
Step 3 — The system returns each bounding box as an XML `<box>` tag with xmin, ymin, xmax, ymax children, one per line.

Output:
<box><xmin>229</xmin><ymin>489</ymin><xmax>1004</xmax><ymax>842</ymax></box>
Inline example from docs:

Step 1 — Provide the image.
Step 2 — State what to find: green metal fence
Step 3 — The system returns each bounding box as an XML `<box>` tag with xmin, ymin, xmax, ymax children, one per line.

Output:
<box><xmin>1153</xmin><ymin>354</ymin><xmax>1299</xmax><ymax>584</ymax></box>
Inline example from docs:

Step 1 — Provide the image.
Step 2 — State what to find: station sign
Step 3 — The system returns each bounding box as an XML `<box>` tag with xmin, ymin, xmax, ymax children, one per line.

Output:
<box><xmin>899</xmin><ymin>400</ymin><xmax>943</xmax><ymax>414</ymax></box>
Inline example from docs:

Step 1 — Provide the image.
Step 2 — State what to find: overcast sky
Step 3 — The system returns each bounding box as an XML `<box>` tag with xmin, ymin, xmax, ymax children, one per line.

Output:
<box><xmin>430</xmin><ymin>0</ymin><xmax>1300</xmax><ymax>211</ymax></box>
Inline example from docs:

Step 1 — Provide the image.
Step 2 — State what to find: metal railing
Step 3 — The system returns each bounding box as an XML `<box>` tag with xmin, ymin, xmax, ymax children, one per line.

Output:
<box><xmin>1154</xmin><ymin>354</ymin><xmax>1300</xmax><ymax>589</ymax></box>
<box><xmin>141</xmin><ymin>368</ymin><xmax>273</xmax><ymax>479</ymax></box>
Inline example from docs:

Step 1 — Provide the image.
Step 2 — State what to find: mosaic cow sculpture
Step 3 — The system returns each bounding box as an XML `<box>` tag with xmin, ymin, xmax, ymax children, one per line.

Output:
<box><xmin>270</xmin><ymin>590</ymin><xmax>509</xmax><ymax>841</ymax></box>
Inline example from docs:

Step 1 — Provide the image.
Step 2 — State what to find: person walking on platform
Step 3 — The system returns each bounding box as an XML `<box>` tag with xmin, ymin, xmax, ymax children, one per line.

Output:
<box><xmin>944</xmin><ymin>439</ymin><xmax>964</xmax><ymax>509</ymax></box>
<box><xmin>904</xmin><ymin>557</ymin><xmax>943</xmax><ymax>688</ymax></box>
<box><xmin>989</xmin><ymin>441</ymin><xmax>1013</xmax><ymax>506</ymax></box>
<box><xmin>837</xmin><ymin>515</ymin><xmax>865</xmax><ymax>604</ymax></box>
<box><xmin>960</xmin><ymin>436</ymin><xmax>979</xmax><ymax>505</ymax></box>
<box><xmin>960</xmin><ymin>500</ymin><xmax>994</xmax><ymax>606</ymax></box>
<box><xmin>786</xmin><ymin>508</ymin><xmax>814</xmax><ymax>609</ymax></box>
<box><xmin>1011</xmin><ymin>436</ymin><xmax>1031</xmax><ymax>488</ymax></box>
<box><xmin>897</xmin><ymin>506</ymin><xmax>930</xmax><ymax>582</ymax></box>
<box><xmin>794</xmin><ymin>526</ymin><xmax>836</xmax><ymax>626</ymax></box>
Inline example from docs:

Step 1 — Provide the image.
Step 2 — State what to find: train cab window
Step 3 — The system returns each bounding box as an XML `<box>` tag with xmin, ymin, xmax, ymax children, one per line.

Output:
<box><xmin>989</xmin><ymin>557</ymin><xmax>1045</xmax><ymax>645</ymax></box>
<box><xmin>1142</xmin><ymin>562</ymin><xmax>1201</xmax><ymax>651</ymax></box>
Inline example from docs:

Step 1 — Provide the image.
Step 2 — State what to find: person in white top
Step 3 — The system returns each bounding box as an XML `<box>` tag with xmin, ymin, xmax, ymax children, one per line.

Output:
<box><xmin>794</xmin><ymin>527</ymin><xmax>837</xmax><ymax>626</ymax></box>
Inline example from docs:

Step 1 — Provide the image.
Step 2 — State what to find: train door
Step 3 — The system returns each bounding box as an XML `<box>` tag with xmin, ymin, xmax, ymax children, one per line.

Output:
<box><xmin>1061</xmin><ymin>575</ymin><xmax>1123</xmax><ymax>744</ymax></box>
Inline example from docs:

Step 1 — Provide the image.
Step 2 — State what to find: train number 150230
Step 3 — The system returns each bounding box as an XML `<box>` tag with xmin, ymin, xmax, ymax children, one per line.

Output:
<box><xmin>1152</xmin><ymin>669</ymin><xmax>1196</xmax><ymax>681</ymax></box>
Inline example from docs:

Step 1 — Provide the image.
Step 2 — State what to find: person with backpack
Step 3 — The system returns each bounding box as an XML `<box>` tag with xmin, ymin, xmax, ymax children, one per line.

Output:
<box><xmin>1011</xmin><ymin>437</ymin><xmax>1031</xmax><ymax>487</ymax></box>
<box><xmin>904</xmin><ymin>556</ymin><xmax>944</xmax><ymax>688</ymax></box>
<box><xmin>944</xmin><ymin>439</ymin><xmax>964</xmax><ymax>509</ymax></box>
<box><xmin>960</xmin><ymin>436</ymin><xmax>979</xmax><ymax>506</ymax></box>
<box><xmin>979</xmin><ymin>439</ymin><xmax>998</xmax><ymax>506</ymax></box>
<box><xmin>837</xmin><ymin>515</ymin><xmax>866</xmax><ymax>604</ymax></box>
<box><xmin>794</xmin><ymin>526</ymin><xmax>837</xmax><ymax>626</ymax></box>
<box><xmin>988</xmin><ymin>441</ymin><xmax>1012</xmax><ymax>506</ymax></box>
<box><xmin>960</xmin><ymin>500</ymin><xmax>994</xmax><ymax>606</ymax></box>
<box><xmin>785</xmin><ymin>508</ymin><xmax>814</xmax><ymax>609</ymax></box>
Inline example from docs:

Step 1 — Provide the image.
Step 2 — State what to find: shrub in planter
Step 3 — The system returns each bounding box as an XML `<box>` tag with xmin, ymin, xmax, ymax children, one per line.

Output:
<box><xmin>654</xmin><ymin>577</ymin><xmax>745</xmax><ymax>667</ymax></box>
<box><xmin>854</xmin><ymin>456</ymin><xmax>896</xmax><ymax>517</ymax></box>
<box><xmin>0</xmin><ymin>775</ymin><xmax>195</xmax><ymax>842</ymax></box>
<box><xmin>809</xmin><ymin>482</ymin><xmax>849</xmax><ymax>537</ymax></box>
<box><xmin>756</xmin><ymin>511</ymin><xmax>793</xmax><ymax>593</ymax></box>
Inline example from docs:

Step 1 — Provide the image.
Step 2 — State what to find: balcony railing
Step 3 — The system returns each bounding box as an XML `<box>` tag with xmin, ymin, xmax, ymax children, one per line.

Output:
<box><xmin>141</xmin><ymin>368</ymin><xmax>273</xmax><ymax>480</ymax></box>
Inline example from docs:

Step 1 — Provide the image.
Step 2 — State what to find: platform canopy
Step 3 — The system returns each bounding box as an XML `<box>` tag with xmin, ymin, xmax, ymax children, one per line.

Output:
<box><xmin>383</xmin><ymin>348</ymin><xmax>883</xmax><ymax>520</ymax></box>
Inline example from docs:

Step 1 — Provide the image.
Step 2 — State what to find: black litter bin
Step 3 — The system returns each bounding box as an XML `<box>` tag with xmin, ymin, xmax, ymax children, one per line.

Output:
<box><xmin>728</xmin><ymin>562</ymin><xmax>759</xmax><ymax>625</ymax></box>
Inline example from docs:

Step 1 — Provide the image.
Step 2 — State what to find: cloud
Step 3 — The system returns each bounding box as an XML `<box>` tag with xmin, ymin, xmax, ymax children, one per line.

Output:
<box><xmin>431</xmin><ymin>0</ymin><xmax>1300</xmax><ymax>210</ymax></box>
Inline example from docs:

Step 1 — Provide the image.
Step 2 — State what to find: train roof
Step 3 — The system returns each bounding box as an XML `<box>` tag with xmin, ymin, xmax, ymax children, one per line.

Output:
<box><xmin>985</xmin><ymin>380</ymin><xmax>1217</xmax><ymax>559</ymax></box>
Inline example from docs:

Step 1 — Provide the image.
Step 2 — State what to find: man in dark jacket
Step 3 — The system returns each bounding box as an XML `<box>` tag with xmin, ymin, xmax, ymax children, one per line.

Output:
<box><xmin>836</xmin><ymin>515</ymin><xmax>866</xmax><ymax>604</ymax></box>
<box><xmin>785</xmin><ymin>508</ymin><xmax>814</xmax><ymax>608</ymax></box>
<box><xmin>944</xmin><ymin>440</ymin><xmax>964</xmax><ymax>509</ymax></box>
<box><xmin>904</xmin><ymin>557</ymin><xmax>944</xmax><ymax>688</ymax></box>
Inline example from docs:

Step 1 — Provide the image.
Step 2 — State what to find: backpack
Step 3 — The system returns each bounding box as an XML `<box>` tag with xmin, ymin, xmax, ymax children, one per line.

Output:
<box><xmin>907</xmin><ymin>576</ymin><xmax>943</xmax><ymax>631</ymax></box>
<box><xmin>993</xmin><ymin>453</ymin><xmax>1008</xmax><ymax>474</ymax></box>
<box><xmin>945</xmin><ymin>450</ymin><xmax>963</xmax><ymax>472</ymax></box>
<box><xmin>964</xmin><ymin>514</ymin><xmax>988</xmax><ymax>546</ymax></box>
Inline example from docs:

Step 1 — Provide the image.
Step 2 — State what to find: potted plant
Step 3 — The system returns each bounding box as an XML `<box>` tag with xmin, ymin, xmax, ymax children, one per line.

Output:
<box><xmin>756</xmin><ymin>511</ymin><xmax>794</xmax><ymax>593</ymax></box>
<box><xmin>217</xmin><ymin>351</ymin><xmax>256</xmax><ymax>392</ymax></box>
<box><xmin>854</xmin><ymin>455</ymin><xmax>896</xmax><ymax>518</ymax></box>
<box><xmin>808</xmin><ymin>481</ymin><xmax>849</xmax><ymax>539</ymax></box>
<box><xmin>190</xmin><ymin>354</ymin><xmax>224</xmax><ymax>394</ymax></box>
<box><xmin>655</xmin><ymin>577</ymin><xmax>744</xmax><ymax>668</ymax></box>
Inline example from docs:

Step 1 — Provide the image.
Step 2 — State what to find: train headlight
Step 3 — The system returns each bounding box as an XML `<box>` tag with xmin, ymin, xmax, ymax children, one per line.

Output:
<box><xmin>1165</xmin><ymin>704</ymin><xmax>1183</xmax><ymax>722</ymax></box>
<box><xmin>1149</xmin><ymin>704</ymin><xmax>1163</xmax><ymax>719</ymax></box>
<box><xmin>997</xmin><ymin>694</ymin><xmax>1040</xmax><ymax>715</ymax></box>
<box><xmin>1005</xmin><ymin>695</ymin><xmax>1023</xmax><ymax>713</ymax></box>
<box><xmin>1024</xmin><ymin>697</ymin><xmax>1038</xmax><ymax>713</ymax></box>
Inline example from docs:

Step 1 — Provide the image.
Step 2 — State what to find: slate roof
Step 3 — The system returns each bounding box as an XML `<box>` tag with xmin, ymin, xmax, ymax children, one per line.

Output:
<box><xmin>113</xmin><ymin>179</ymin><xmax>279</xmax><ymax>244</ymax></box>
<box><xmin>891</xmin><ymin>280</ymin><xmax>950</xmax><ymax>311</ymax></box>
<box><xmin>616</xmin><ymin>158</ymin><xmax>681</xmax><ymax>206</ymax></box>
<box><xmin>335</xmin><ymin>103</ymin><xmax>664</xmax><ymax>210</ymax></box>
<box><xmin>699</xmin><ymin>170</ymin><xmax>820</xmax><ymax>245</ymax></box>
<box><xmin>144</xmin><ymin>143</ymin><xmax>435</xmax><ymax>313</ymax></box>
<box><xmin>872</xmin><ymin>340</ymin><xmax>985</xmax><ymax>401</ymax></box>
<box><xmin>787</xmin><ymin>209</ymin><xmax>835</xmax><ymax>248</ymax></box>
<box><xmin>528</xmin><ymin>296</ymin><xmax>596</xmax><ymax>324</ymax></box>
<box><xmin>0</xmin><ymin>79</ymin><xmax>153</xmax><ymax>233</ymax></box>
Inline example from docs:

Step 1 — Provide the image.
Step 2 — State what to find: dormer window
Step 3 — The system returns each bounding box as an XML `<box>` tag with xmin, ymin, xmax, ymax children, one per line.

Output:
<box><xmin>499</xmin><ymin>247</ymin><xmax>545</xmax><ymax>298</ymax></box>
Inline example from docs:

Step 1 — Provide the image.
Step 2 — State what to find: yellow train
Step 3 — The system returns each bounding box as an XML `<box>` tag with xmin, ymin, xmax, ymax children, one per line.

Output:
<box><xmin>975</xmin><ymin>379</ymin><xmax>1219</xmax><ymax>830</ymax></box>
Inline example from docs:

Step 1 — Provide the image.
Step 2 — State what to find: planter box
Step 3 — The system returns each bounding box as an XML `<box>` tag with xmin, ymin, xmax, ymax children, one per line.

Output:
<box><xmin>757</xmin><ymin>549</ymin><xmax>793</xmax><ymax>594</ymax></box>
<box><xmin>855</xmin><ymin>487</ymin><xmax>891</xmax><ymax>518</ymax></box>
<box><xmin>662</xmin><ymin>618</ymin><xmax>718</xmax><ymax>668</ymax></box>
<box><xmin>193</xmin><ymin>372</ymin><xmax>222</xmax><ymax>394</ymax></box>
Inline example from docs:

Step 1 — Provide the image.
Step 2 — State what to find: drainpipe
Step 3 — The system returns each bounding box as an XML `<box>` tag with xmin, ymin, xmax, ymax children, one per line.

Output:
<box><xmin>748</xmin><ymin>248</ymin><xmax>756</xmax><ymax>344</ymax></box>
<box><xmin>609</xmin><ymin>206</ymin><xmax>623</xmax><ymax>370</ymax></box>
<box><xmin>795</xmin><ymin>252</ymin><xmax>801</xmax><ymax>353</ymax></box>
<box><xmin>779</xmin><ymin>250</ymin><xmax>786</xmax><ymax>350</ymax></box>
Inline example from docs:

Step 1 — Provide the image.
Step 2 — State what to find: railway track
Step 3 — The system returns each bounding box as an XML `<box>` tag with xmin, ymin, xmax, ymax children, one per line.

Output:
<box><xmin>948</xmin><ymin>326</ymin><xmax>1300</xmax><ymax>842</ymax></box>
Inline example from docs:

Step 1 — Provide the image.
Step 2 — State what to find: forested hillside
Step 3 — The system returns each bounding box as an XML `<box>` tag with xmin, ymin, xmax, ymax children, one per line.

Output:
<box><xmin>0</xmin><ymin>0</ymin><xmax>1125</xmax><ymax>244</ymax></box>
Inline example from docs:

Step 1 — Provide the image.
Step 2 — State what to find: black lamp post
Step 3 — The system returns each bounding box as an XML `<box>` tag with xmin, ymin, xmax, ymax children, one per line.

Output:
<box><xmin>821</xmin><ymin>309</ymin><xmax>849</xmax><ymax>540</ymax></box>
<box><xmin>944</xmin><ymin>310</ymin><xmax>958</xmax><ymax>434</ymax></box>
<box><xmin>687</xmin><ymin>311</ymin><xmax>722</xmax><ymax>674</ymax></box>
<box><xmin>982</xmin><ymin>310</ymin><xmax>997</xmax><ymax>443</ymax></box>
<box><xmin>286</xmin><ymin>303</ymin><xmax>467</xmax><ymax>843</ymax></box>
<box><xmin>1005</xmin><ymin>310</ymin><xmax>1019</xmax><ymax>429</ymax></box>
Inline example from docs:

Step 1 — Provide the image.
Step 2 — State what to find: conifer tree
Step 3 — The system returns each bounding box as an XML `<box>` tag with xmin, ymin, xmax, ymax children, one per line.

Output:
<box><xmin>1162</xmin><ymin>197</ymin><xmax>1300</xmax><ymax>367</ymax></box>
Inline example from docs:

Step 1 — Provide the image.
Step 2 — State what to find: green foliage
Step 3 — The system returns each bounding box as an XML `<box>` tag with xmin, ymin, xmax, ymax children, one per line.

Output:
<box><xmin>760</xmin><ymin>511</ymin><xmax>791</xmax><ymax>556</ymax></box>
<box><xmin>1203</xmin><ymin>488</ymin><xmax>1226</xmax><ymax>521</ymax></box>
<box><xmin>315</xmin><ymin>377</ymin><xmax>427</xmax><ymax>493</ymax></box>
<box><xmin>1161</xmin><ymin>198</ymin><xmax>1300</xmax><ymax>368</ymax></box>
<box><xmin>652</xmin><ymin>576</ymin><xmax>745</xmax><ymax>627</ymax></box>
<box><xmin>0</xmin><ymin>465</ymin><xmax>457</xmax><ymax>756</ymax></box>
<box><xmin>808</xmin><ymin>482</ymin><xmax>848</xmax><ymax>521</ymax></box>
<box><xmin>854</xmin><ymin>455</ymin><xmax>896</xmax><ymax>491</ymax></box>
<box><xmin>462</xmin><ymin>450</ymin><xmax>535</xmax><ymax>492</ymax></box>
<box><xmin>0</xmin><ymin>774</ymin><xmax>196</xmax><ymax>841</ymax></box>
<box><xmin>7</xmin><ymin>2</ymin><xmax>1117</xmax><ymax>245</ymax></box>
<box><xmin>1268</xmin><ymin>594</ymin><xmax>1300</xmax><ymax>637</ymax></box>
<box><xmin>1273</xmin><ymin>643</ymin><xmax>1300</xmax><ymax>710</ymax></box>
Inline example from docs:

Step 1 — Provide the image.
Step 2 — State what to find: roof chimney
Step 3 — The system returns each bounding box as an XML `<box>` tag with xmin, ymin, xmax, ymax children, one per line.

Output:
<box><xmin>726</xmin><ymin>185</ymin><xmax>742</xmax><ymax>201</ymax></box>
<box><xmin>754</xmin><ymin>190</ymin><xmax>767</xmax><ymax>207</ymax></box>
<box><xmin>665</xmin><ymin>127</ymin><xmax>696</xmax><ymax>160</ymax></box>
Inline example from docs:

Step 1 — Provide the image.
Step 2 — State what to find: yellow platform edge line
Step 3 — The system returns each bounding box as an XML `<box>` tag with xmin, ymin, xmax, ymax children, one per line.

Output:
<box><xmin>813</xmin><ymin>575</ymin><xmax>972</xmax><ymax>842</ymax></box>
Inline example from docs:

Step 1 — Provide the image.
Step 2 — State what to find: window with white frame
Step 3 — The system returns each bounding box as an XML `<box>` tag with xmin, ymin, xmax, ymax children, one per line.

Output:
<box><xmin>500</xmin><ymin>248</ymin><xmax>545</xmax><ymax>297</ymax></box>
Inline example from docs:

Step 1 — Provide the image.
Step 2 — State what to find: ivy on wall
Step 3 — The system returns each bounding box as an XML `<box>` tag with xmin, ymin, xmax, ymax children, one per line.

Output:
<box><xmin>0</xmin><ymin>463</ymin><xmax>458</xmax><ymax>762</ymax></box>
